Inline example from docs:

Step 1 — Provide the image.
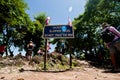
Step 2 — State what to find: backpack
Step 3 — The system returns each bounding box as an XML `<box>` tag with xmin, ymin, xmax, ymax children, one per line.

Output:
<box><xmin>101</xmin><ymin>28</ymin><xmax>115</xmax><ymax>43</ymax></box>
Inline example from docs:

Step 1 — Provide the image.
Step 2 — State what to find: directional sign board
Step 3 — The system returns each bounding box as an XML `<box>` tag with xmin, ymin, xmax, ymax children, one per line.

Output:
<box><xmin>43</xmin><ymin>25</ymin><xmax>74</xmax><ymax>38</ymax></box>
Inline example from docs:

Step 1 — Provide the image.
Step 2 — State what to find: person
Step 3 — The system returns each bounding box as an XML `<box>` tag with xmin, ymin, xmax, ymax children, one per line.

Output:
<box><xmin>101</xmin><ymin>22</ymin><xmax>120</xmax><ymax>72</ymax></box>
<box><xmin>26</xmin><ymin>41</ymin><xmax>34</xmax><ymax>60</ymax></box>
<box><xmin>61</xmin><ymin>42</ymin><xmax>66</xmax><ymax>55</ymax></box>
<box><xmin>37</xmin><ymin>48</ymin><xmax>44</xmax><ymax>56</ymax></box>
<box><xmin>47</xmin><ymin>42</ymin><xmax>51</xmax><ymax>52</ymax></box>
<box><xmin>0</xmin><ymin>43</ymin><xmax>6</xmax><ymax>58</ymax></box>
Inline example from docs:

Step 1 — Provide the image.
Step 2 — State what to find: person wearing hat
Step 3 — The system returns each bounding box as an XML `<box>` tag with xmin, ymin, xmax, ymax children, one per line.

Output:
<box><xmin>101</xmin><ymin>22</ymin><xmax>120</xmax><ymax>72</ymax></box>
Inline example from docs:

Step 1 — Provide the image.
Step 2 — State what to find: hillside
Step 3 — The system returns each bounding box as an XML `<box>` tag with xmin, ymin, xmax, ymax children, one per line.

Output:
<box><xmin>0</xmin><ymin>52</ymin><xmax>120</xmax><ymax>80</ymax></box>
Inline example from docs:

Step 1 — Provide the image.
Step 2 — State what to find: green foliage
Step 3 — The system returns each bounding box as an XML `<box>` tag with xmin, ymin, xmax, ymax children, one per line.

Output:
<box><xmin>34</xmin><ymin>12</ymin><xmax>47</xmax><ymax>26</ymax></box>
<box><xmin>72</xmin><ymin>0</ymin><xmax>120</xmax><ymax>61</ymax></box>
<box><xmin>31</xmin><ymin>13</ymin><xmax>47</xmax><ymax>55</ymax></box>
<box><xmin>0</xmin><ymin>0</ymin><xmax>32</xmax><ymax>56</ymax></box>
<box><xmin>0</xmin><ymin>0</ymin><xmax>28</xmax><ymax>26</ymax></box>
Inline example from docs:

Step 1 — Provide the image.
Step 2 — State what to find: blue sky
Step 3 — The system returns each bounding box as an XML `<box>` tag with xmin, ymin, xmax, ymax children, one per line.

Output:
<box><xmin>25</xmin><ymin>0</ymin><xmax>86</xmax><ymax>25</ymax></box>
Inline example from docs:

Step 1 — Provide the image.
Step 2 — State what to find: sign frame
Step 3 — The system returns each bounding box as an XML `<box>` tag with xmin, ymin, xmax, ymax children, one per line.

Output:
<box><xmin>43</xmin><ymin>24</ymin><xmax>74</xmax><ymax>39</ymax></box>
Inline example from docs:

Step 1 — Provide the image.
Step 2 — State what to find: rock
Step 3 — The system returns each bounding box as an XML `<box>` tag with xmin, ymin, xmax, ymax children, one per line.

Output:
<box><xmin>17</xmin><ymin>78</ymin><xmax>24</xmax><ymax>80</ymax></box>
<box><xmin>1</xmin><ymin>77</ymin><xmax>5</xmax><ymax>79</ymax></box>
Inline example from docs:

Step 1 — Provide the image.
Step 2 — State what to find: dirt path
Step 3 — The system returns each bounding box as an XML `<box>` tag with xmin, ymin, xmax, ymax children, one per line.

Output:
<box><xmin>0</xmin><ymin>61</ymin><xmax>120</xmax><ymax>80</ymax></box>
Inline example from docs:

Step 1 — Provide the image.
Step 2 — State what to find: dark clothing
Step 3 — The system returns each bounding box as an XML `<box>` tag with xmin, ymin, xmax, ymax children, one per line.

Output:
<box><xmin>27</xmin><ymin>45</ymin><xmax>34</xmax><ymax>50</ymax></box>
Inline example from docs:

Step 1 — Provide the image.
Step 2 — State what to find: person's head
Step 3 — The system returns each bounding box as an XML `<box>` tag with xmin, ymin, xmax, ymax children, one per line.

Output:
<box><xmin>101</xmin><ymin>22</ymin><xmax>110</xmax><ymax>29</ymax></box>
<box><xmin>29</xmin><ymin>41</ymin><xmax>33</xmax><ymax>43</ymax></box>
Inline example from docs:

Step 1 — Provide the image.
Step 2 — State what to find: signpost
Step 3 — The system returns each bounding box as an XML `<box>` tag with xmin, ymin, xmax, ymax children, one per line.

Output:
<box><xmin>43</xmin><ymin>24</ymin><xmax>74</xmax><ymax>70</ymax></box>
<box><xmin>43</xmin><ymin>25</ymin><xmax>74</xmax><ymax>38</ymax></box>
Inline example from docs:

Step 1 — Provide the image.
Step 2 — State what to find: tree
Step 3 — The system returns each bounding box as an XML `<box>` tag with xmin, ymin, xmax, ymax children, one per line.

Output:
<box><xmin>23</xmin><ymin>13</ymin><xmax>47</xmax><ymax>56</ymax></box>
<box><xmin>72</xmin><ymin>0</ymin><xmax>120</xmax><ymax>60</ymax></box>
<box><xmin>0</xmin><ymin>0</ymin><xmax>31</xmax><ymax>56</ymax></box>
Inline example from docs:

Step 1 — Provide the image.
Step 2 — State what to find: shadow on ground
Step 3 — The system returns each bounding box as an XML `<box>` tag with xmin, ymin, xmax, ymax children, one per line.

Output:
<box><xmin>19</xmin><ymin>68</ymin><xmax>73</xmax><ymax>73</ymax></box>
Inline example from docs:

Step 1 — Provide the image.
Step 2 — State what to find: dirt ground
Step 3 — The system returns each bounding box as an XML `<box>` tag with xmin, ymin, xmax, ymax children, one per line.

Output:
<box><xmin>0</xmin><ymin>60</ymin><xmax>120</xmax><ymax>80</ymax></box>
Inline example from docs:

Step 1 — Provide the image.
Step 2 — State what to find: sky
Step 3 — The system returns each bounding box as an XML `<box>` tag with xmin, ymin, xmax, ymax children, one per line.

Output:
<box><xmin>12</xmin><ymin>0</ymin><xmax>87</xmax><ymax>55</ymax></box>
<box><xmin>25</xmin><ymin>0</ymin><xmax>86</xmax><ymax>25</ymax></box>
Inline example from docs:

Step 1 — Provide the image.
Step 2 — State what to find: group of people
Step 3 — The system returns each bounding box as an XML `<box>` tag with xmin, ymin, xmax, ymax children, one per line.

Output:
<box><xmin>0</xmin><ymin>40</ymin><xmax>51</xmax><ymax>60</ymax></box>
<box><xmin>26</xmin><ymin>40</ymin><xmax>51</xmax><ymax>60</ymax></box>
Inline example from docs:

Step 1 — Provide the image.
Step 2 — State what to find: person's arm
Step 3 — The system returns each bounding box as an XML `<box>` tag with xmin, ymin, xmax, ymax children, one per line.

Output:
<box><xmin>27</xmin><ymin>44</ymin><xmax>29</xmax><ymax>48</ymax></box>
<box><xmin>109</xmin><ymin>26</ymin><xmax>120</xmax><ymax>37</ymax></box>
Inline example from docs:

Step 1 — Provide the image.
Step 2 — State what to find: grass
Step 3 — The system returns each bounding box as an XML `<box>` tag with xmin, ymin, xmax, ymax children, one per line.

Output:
<box><xmin>0</xmin><ymin>52</ymin><xmax>82</xmax><ymax>71</ymax></box>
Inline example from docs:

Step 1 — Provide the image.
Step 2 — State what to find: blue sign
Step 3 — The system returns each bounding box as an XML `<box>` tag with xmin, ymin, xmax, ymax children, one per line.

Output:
<box><xmin>43</xmin><ymin>25</ymin><xmax>74</xmax><ymax>38</ymax></box>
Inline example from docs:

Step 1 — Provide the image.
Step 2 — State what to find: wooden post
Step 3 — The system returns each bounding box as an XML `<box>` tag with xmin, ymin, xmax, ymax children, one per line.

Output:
<box><xmin>70</xmin><ymin>49</ymin><xmax>72</xmax><ymax>68</ymax></box>
<box><xmin>44</xmin><ymin>39</ymin><xmax>47</xmax><ymax>71</ymax></box>
<box><xmin>69</xmin><ymin>39</ymin><xmax>72</xmax><ymax>69</ymax></box>
<box><xmin>44</xmin><ymin>17</ymin><xmax>50</xmax><ymax>71</ymax></box>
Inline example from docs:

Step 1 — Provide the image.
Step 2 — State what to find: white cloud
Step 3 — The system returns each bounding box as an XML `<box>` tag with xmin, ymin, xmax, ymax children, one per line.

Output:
<box><xmin>68</xmin><ymin>6</ymin><xmax>73</xmax><ymax>12</ymax></box>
